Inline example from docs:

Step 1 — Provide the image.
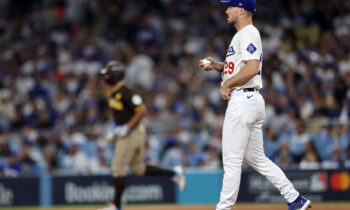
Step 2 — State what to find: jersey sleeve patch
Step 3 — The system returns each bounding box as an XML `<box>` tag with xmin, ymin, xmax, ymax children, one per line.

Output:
<box><xmin>131</xmin><ymin>94</ymin><xmax>143</xmax><ymax>106</ymax></box>
<box><xmin>246</xmin><ymin>43</ymin><xmax>257</xmax><ymax>54</ymax></box>
<box><xmin>226</xmin><ymin>46</ymin><xmax>235</xmax><ymax>57</ymax></box>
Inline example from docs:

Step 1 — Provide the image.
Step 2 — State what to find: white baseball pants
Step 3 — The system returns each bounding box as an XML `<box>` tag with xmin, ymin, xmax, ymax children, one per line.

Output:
<box><xmin>216</xmin><ymin>90</ymin><xmax>299</xmax><ymax>210</ymax></box>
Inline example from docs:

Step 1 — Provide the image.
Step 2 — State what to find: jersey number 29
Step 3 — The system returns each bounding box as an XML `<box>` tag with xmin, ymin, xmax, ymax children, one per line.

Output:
<box><xmin>224</xmin><ymin>61</ymin><xmax>234</xmax><ymax>74</ymax></box>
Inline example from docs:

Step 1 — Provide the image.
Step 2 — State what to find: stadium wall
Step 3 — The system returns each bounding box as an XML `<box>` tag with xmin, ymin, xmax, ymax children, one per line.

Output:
<box><xmin>0</xmin><ymin>170</ymin><xmax>350</xmax><ymax>207</ymax></box>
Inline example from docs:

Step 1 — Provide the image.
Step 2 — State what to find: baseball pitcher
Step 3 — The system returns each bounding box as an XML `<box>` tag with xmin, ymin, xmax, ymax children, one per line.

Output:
<box><xmin>199</xmin><ymin>1</ymin><xmax>311</xmax><ymax>210</ymax></box>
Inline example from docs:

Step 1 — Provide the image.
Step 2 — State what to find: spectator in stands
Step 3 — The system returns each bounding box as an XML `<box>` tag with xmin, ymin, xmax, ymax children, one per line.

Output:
<box><xmin>160</xmin><ymin>137</ymin><xmax>183</xmax><ymax>170</ymax></box>
<box><xmin>62</xmin><ymin>143</ymin><xmax>90</xmax><ymax>174</ymax></box>
<box><xmin>274</xmin><ymin>142</ymin><xmax>295</xmax><ymax>169</ymax></box>
<box><xmin>0</xmin><ymin>137</ymin><xmax>12</xmax><ymax>176</ymax></box>
<box><xmin>264</xmin><ymin>127</ymin><xmax>280</xmax><ymax>159</ymax></box>
<box><xmin>345</xmin><ymin>146</ymin><xmax>350</xmax><ymax>168</ymax></box>
<box><xmin>289</xmin><ymin>121</ymin><xmax>310</xmax><ymax>162</ymax></box>
<box><xmin>19</xmin><ymin>141</ymin><xmax>38</xmax><ymax>175</ymax></box>
<box><xmin>2</xmin><ymin>154</ymin><xmax>22</xmax><ymax>177</ymax></box>
<box><xmin>42</xmin><ymin>146</ymin><xmax>58</xmax><ymax>173</ymax></box>
<box><xmin>299</xmin><ymin>141</ymin><xmax>320</xmax><ymax>170</ymax></box>
<box><xmin>313</xmin><ymin>122</ymin><xmax>335</xmax><ymax>162</ymax></box>
<box><xmin>188</xmin><ymin>142</ymin><xmax>206</xmax><ymax>167</ymax></box>
<box><xmin>0</xmin><ymin>137</ymin><xmax>11</xmax><ymax>159</ymax></box>
<box><xmin>89</xmin><ymin>147</ymin><xmax>110</xmax><ymax>175</ymax></box>
<box><xmin>332</xmin><ymin>123</ymin><xmax>348</xmax><ymax>161</ymax></box>
<box><xmin>201</xmin><ymin>145</ymin><xmax>220</xmax><ymax>170</ymax></box>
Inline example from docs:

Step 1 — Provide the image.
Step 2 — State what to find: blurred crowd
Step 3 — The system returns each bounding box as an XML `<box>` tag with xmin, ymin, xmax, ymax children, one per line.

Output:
<box><xmin>0</xmin><ymin>0</ymin><xmax>350</xmax><ymax>177</ymax></box>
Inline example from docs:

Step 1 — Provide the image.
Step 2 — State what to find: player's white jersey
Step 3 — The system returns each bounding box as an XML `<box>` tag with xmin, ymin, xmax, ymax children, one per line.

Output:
<box><xmin>221</xmin><ymin>24</ymin><xmax>263</xmax><ymax>90</ymax></box>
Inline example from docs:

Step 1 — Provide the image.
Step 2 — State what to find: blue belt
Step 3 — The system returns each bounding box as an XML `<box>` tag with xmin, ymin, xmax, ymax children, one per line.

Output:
<box><xmin>243</xmin><ymin>88</ymin><xmax>257</xmax><ymax>92</ymax></box>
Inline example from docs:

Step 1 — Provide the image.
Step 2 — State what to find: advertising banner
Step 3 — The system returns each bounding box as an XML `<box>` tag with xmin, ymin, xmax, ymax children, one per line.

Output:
<box><xmin>0</xmin><ymin>176</ymin><xmax>39</xmax><ymax>206</ymax></box>
<box><xmin>52</xmin><ymin>175</ymin><xmax>175</xmax><ymax>205</ymax></box>
<box><xmin>238</xmin><ymin>170</ymin><xmax>350</xmax><ymax>202</ymax></box>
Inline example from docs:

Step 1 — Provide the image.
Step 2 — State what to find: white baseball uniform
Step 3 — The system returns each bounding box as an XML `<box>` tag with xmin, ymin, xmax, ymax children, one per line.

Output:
<box><xmin>216</xmin><ymin>24</ymin><xmax>299</xmax><ymax>210</ymax></box>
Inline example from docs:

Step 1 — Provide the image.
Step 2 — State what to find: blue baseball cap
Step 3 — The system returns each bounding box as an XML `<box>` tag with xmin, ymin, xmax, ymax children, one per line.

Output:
<box><xmin>220</xmin><ymin>0</ymin><xmax>256</xmax><ymax>13</ymax></box>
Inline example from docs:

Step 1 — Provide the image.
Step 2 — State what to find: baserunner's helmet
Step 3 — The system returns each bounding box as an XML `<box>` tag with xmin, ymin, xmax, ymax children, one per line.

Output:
<box><xmin>99</xmin><ymin>60</ymin><xmax>125</xmax><ymax>85</ymax></box>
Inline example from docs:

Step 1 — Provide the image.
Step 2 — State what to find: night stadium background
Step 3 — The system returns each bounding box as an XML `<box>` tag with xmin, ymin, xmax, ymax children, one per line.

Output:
<box><xmin>0</xmin><ymin>0</ymin><xmax>350</xmax><ymax>209</ymax></box>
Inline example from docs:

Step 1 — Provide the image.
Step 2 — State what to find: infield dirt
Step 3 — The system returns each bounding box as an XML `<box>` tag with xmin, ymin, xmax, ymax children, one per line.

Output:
<box><xmin>124</xmin><ymin>203</ymin><xmax>350</xmax><ymax>210</ymax></box>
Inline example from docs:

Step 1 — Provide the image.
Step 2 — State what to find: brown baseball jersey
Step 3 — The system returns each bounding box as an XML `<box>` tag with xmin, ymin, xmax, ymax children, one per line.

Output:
<box><xmin>107</xmin><ymin>81</ymin><xmax>147</xmax><ymax>177</ymax></box>
<box><xmin>107</xmin><ymin>81</ymin><xmax>144</xmax><ymax>125</ymax></box>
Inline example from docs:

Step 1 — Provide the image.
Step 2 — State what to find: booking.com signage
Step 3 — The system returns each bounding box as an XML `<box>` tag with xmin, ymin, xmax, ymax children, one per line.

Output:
<box><xmin>0</xmin><ymin>175</ymin><xmax>175</xmax><ymax>207</ymax></box>
<box><xmin>52</xmin><ymin>175</ymin><xmax>175</xmax><ymax>205</ymax></box>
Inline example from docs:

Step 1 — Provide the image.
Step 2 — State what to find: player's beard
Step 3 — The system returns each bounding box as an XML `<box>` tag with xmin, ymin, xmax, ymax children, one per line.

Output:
<box><xmin>228</xmin><ymin>19</ymin><xmax>237</xmax><ymax>26</ymax></box>
<box><xmin>228</xmin><ymin>18</ymin><xmax>237</xmax><ymax>26</ymax></box>
<box><xmin>227</xmin><ymin>15</ymin><xmax>237</xmax><ymax>26</ymax></box>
